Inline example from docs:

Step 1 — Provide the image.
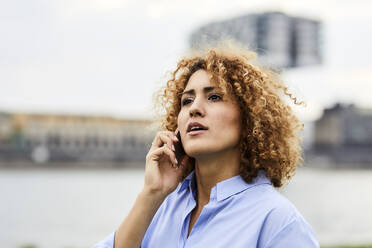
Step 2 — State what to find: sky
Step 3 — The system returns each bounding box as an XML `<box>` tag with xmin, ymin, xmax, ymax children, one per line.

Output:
<box><xmin>1</xmin><ymin>0</ymin><xmax>372</xmax><ymax>122</ymax></box>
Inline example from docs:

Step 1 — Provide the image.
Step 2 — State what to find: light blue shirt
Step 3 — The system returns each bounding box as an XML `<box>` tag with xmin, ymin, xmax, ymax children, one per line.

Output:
<box><xmin>93</xmin><ymin>170</ymin><xmax>319</xmax><ymax>248</ymax></box>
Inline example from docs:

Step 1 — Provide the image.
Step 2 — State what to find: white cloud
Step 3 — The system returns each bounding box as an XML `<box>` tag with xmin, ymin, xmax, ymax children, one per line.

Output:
<box><xmin>1</xmin><ymin>0</ymin><xmax>372</xmax><ymax>118</ymax></box>
<box><xmin>58</xmin><ymin>0</ymin><xmax>130</xmax><ymax>16</ymax></box>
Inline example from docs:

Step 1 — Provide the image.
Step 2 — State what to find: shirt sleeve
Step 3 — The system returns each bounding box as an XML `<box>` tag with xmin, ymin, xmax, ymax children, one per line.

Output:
<box><xmin>91</xmin><ymin>231</ymin><xmax>115</xmax><ymax>248</ymax></box>
<box><xmin>263</xmin><ymin>218</ymin><xmax>320</xmax><ymax>248</ymax></box>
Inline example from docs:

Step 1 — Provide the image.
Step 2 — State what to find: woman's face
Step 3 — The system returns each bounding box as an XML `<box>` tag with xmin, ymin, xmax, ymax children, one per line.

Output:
<box><xmin>177</xmin><ymin>69</ymin><xmax>242</xmax><ymax>158</ymax></box>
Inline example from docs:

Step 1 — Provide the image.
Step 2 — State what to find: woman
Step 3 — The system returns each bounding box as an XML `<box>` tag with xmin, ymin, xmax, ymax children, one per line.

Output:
<box><xmin>93</xmin><ymin>42</ymin><xmax>319</xmax><ymax>248</ymax></box>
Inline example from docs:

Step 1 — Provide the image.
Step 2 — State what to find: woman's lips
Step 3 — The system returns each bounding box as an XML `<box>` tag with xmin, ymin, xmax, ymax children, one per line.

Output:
<box><xmin>187</xmin><ymin>122</ymin><xmax>208</xmax><ymax>132</ymax></box>
<box><xmin>188</xmin><ymin>129</ymin><xmax>207</xmax><ymax>136</ymax></box>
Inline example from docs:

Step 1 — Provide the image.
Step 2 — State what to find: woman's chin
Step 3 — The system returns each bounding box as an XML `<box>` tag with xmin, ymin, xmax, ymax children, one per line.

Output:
<box><xmin>185</xmin><ymin>146</ymin><xmax>217</xmax><ymax>158</ymax></box>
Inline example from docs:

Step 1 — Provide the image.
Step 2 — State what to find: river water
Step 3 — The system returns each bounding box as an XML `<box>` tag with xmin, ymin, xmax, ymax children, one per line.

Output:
<box><xmin>1</xmin><ymin>167</ymin><xmax>371</xmax><ymax>248</ymax></box>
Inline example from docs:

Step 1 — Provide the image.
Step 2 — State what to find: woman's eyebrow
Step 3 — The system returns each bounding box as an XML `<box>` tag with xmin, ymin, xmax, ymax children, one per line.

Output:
<box><xmin>180</xmin><ymin>86</ymin><xmax>217</xmax><ymax>96</ymax></box>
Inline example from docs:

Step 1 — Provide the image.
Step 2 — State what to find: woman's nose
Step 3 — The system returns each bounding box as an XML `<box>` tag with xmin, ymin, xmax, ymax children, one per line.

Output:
<box><xmin>189</xmin><ymin>98</ymin><xmax>205</xmax><ymax>117</ymax></box>
<box><xmin>189</xmin><ymin>108</ymin><xmax>202</xmax><ymax>117</ymax></box>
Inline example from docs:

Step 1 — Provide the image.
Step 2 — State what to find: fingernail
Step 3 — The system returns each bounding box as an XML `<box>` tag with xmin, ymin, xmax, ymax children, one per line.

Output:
<box><xmin>172</xmin><ymin>144</ymin><xmax>175</xmax><ymax>151</ymax></box>
<box><xmin>175</xmin><ymin>158</ymin><xmax>178</xmax><ymax>164</ymax></box>
<box><xmin>173</xmin><ymin>136</ymin><xmax>178</xmax><ymax>141</ymax></box>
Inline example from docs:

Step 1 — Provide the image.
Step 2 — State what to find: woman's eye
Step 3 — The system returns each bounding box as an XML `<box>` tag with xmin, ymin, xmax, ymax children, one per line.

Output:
<box><xmin>182</xmin><ymin>98</ymin><xmax>193</xmax><ymax>106</ymax></box>
<box><xmin>208</xmin><ymin>94</ymin><xmax>222</xmax><ymax>101</ymax></box>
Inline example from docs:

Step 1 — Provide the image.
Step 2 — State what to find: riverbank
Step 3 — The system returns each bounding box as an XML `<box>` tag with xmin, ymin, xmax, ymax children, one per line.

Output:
<box><xmin>0</xmin><ymin>161</ymin><xmax>145</xmax><ymax>170</ymax></box>
<box><xmin>2</xmin><ymin>160</ymin><xmax>372</xmax><ymax>170</ymax></box>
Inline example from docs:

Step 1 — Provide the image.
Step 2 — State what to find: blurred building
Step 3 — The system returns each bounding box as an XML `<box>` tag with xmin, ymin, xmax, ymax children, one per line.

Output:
<box><xmin>190</xmin><ymin>11</ymin><xmax>322</xmax><ymax>69</ymax></box>
<box><xmin>311</xmin><ymin>103</ymin><xmax>372</xmax><ymax>166</ymax></box>
<box><xmin>0</xmin><ymin>112</ymin><xmax>155</xmax><ymax>165</ymax></box>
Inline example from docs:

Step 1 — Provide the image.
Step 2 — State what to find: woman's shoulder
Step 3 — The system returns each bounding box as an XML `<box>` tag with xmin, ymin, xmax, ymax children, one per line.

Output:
<box><xmin>239</xmin><ymin>178</ymin><xmax>305</xmax><ymax>223</ymax></box>
<box><xmin>241</xmin><ymin>184</ymin><xmax>319</xmax><ymax>247</ymax></box>
<box><xmin>258</xmin><ymin>186</ymin><xmax>304</xmax><ymax>226</ymax></box>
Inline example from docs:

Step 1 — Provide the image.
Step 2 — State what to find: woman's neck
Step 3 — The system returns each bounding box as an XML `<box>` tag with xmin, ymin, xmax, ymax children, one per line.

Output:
<box><xmin>193</xmin><ymin>147</ymin><xmax>241</xmax><ymax>207</ymax></box>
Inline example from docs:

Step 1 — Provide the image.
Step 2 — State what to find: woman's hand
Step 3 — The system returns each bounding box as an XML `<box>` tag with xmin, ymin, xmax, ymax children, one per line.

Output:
<box><xmin>143</xmin><ymin>130</ymin><xmax>191</xmax><ymax>198</ymax></box>
<box><xmin>113</xmin><ymin>130</ymin><xmax>190</xmax><ymax>248</ymax></box>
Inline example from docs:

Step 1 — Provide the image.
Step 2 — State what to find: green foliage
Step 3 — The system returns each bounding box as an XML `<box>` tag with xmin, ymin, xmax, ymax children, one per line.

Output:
<box><xmin>322</xmin><ymin>245</ymin><xmax>372</xmax><ymax>248</ymax></box>
<box><xmin>19</xmin><ymin>245</ymin><xmax>37</xmax><ymax>248</ymax></box>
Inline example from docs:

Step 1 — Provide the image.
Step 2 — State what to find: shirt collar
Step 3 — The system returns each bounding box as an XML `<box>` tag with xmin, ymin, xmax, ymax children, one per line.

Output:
<box><xmin>178</xmin><ymin>170</ymin><xmax>196</xmax><ymax>193</ymax></box>
<box><xmin>178</xmin><ymin>170</ymin><xmax>272</xmax><ymax>202</ymax></box>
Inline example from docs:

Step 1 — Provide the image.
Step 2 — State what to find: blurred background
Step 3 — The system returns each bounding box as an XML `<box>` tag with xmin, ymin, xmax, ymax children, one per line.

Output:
<box><xmin>1</xmin><ymin>0</ymin><xmax>372</xmax><ymax>247</ymax></box>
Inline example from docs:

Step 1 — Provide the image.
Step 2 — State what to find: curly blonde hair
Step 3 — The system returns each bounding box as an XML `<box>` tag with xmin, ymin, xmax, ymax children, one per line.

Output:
<box><xmin>154</xmin><ymin>42</ymin><xmax>304</xmax><ymax>187</ymax></box>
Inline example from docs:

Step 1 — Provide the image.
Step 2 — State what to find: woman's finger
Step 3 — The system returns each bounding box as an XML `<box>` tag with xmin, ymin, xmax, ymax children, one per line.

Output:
<box><xmin>164</xmin><ymin>130</ymin><xmax>179</xmax><ymax>143</ymax></box>
<box><xmin>148</xmin><ymin>145</ymin><xmax>178</xmax><ymax>166</ymax></box>
<box><xmin>151</xmin><ymin>132</ymin><xmax>176</xmax><ymax>152</ymax></box>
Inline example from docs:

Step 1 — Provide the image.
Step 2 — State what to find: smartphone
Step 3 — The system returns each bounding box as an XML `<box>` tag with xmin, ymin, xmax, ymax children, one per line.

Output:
<box><xmin>174</xmin><ymin>131</ymin><xmax>186</xmax><ymax>164</ymax></box>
